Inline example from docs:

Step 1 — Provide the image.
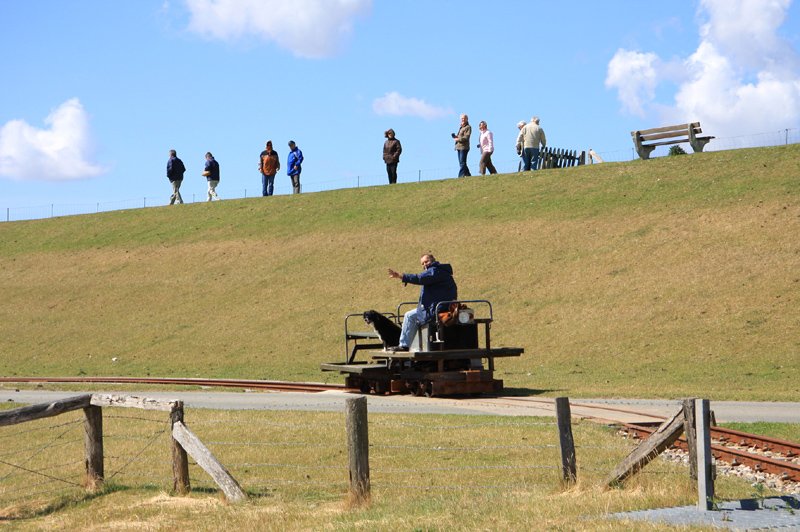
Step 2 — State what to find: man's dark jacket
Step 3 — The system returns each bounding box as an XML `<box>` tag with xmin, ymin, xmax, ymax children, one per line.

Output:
<box><xmin>401</xmin><ymin>261</ymin><xmax>458</xmax><ymax>323</ymax></box>
<box><xmin>167</xmin><ymin>156</ymin><xmax>186</xmax><ymax>182</ymax></box>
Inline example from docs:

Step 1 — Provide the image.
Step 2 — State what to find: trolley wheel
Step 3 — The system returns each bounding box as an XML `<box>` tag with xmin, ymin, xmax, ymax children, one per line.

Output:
<box><xmin>423</xmin><ymin>381</ymin><xmax>434</xmax><ymax>398</ymax></box>
<box><xmin>374</xmin><ymin>381</ymin><xmax>387</xmax><ymax>395</ymax></box>
<box><xmin>360</xmin><ymin>381</ymin><xmax>371</xmax><ymax>394</ymax></box>
<box><xmin>409</xmin><ymin>381</ymin><xmax>422</xmax><ymax>396</ymax></box>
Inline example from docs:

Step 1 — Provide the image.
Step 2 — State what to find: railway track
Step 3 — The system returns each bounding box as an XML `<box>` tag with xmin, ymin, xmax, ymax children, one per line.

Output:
<box><xmin>0</xmin><ymin>376</ymin><xmax>346</xmax><ymax>393</ymax></box>
<box><xmin>3</xmin><ymin>377</ymin><xmax>796</xmax><ymax>483</ymax></box>
<box><xmin>623</xmin><ymin>423</ymin><xmax>800</xmax><ymax>483</ymax></box>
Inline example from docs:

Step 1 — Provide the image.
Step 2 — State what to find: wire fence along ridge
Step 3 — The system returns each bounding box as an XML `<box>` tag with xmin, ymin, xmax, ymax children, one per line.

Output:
<box><xmin>3</xmin><ymin>128</ymin><xmax>798</xmax><ymax>223</ymax></box>
<box><xmin>2</xmin><ymin>394</ymin><xmax>721</xmax><ymax>516</ymax></box>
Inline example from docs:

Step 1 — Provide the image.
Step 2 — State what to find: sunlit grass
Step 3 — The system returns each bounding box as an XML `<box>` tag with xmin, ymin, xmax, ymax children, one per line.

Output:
<box><xmin>0</xmin><ymin>406</ymin><xmax>765</xmax><ymax>529</ymax></box>
<box><xmin>0</xmin><ymin>145</ymin><xmax>798</xmax><ymax>400</ymax></box>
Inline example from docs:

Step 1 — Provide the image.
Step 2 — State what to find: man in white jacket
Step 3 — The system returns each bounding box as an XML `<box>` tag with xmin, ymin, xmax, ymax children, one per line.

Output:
<box><xmin>520</xmin><ymin>116</ymin><xmax>546</xmax><ymax>171</ymax></box>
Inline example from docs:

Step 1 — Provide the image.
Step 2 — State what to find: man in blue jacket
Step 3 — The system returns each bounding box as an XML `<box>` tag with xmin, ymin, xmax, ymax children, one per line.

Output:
<box><xmin>166</xmin><ymin>149</ymin><xmax>186</xmax><ymax>205</ymax></box>
<box><xmin>387</xmin><ymin>254</ymin><xmax>458</xmax><ymax>351</ymax></box>
<box><xmin>287</xmin><ymin>140</ymin><xmax>303</xmax><ymax>194</ymax></box>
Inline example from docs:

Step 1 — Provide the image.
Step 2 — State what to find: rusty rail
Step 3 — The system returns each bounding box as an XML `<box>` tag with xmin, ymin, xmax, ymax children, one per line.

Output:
<box><xmin>0</xmin><ymin>376</ymin><xmax>346</xmax><ymax>393</ymax></box>
<box><xmin>623</xmin><ymin>423</ymin><xmax>800</xmax><ymax>482</ymax></box>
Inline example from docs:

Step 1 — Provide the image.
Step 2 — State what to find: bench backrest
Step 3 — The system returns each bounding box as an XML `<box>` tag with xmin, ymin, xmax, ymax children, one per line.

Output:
<box><xmin>631</xmin><ymin>122</ymin><xmax>703</xmax><ymax>142</ymax></box>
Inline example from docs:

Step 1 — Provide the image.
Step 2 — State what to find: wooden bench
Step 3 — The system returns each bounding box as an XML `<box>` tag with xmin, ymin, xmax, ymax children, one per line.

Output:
<box><xmin>631</xmin><ymin>122</ymin><xmax>714</xmax><ymax>160</ymax></box>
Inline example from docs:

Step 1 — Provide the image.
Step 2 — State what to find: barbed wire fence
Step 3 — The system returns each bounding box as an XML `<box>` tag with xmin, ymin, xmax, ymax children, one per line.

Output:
<box><xmin>1</xmin><ymin>395</ymin><xmax>694</xmax><ymax>520</ymax></box>
<box><xmin>2</xmin><ymin>128</ymin><xmax>798</xmax><ymax>223</ymax></box>
<box><xmin>0</xmin><ymin>407</ymin><xmax>174</xmax><ymax>517</ymax></box>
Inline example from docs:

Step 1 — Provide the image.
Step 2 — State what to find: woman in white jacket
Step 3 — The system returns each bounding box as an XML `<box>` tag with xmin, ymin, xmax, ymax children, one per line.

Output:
<box><xmin>478</xmin><ymin>121</ymin><xmax>497</xmax><ymax>175</ymax></box>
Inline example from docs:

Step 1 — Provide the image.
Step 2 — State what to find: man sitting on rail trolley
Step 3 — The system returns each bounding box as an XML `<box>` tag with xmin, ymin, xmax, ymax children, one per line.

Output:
<box><xmin>387</xmin><ymin>253</ymin><xmax>457</xmax><ymax>351</ymax></box>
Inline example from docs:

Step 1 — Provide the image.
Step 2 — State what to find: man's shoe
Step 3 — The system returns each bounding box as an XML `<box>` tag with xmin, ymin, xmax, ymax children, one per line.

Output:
<box><xmin>387</xmin><ymin>345</ymin><xmax>409</xmax><ymax>352</ymax></box>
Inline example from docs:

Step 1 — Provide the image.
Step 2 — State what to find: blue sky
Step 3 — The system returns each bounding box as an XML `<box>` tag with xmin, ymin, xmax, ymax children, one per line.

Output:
<box><xmin>2</xmin><ymin>0</ymin><xmax>799</xmax><ymax>214</ymax></box>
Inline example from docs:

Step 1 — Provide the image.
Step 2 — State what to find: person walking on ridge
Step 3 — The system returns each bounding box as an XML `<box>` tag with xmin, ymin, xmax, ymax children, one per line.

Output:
<box><xmin>477</xmin><ymin>121</ymin><xmax>497</xmax><ymax>175</ymax></box>
<box><xmin>259</xmin><ymin>141</ymin><xmax>280</xmax><ymax>196</ymax></box>
<box><xmin>453</xmin><ymin>114</ymin><xmax>472</xmax><ymax>177</ymax></box>
<box><xmin>383</xmin><ymin>128</ymin><xmax>402</xmax><ymax>184</ymax></box>
<box><xmin>166</xmin><ymin>149</ymin><xmax>186</xmax><ymax>205</ymax></box>
<box><xmin>202</xmin><ymin>152</ymin><xmax>220</xmax><ymax>201</ymax></box>
<box><xmin>520</xmin><ymin>116</ymin><xmax>546</xmax><ymax>171</ymax></box>
<box><xmin>287</xmin><ymin>140</ymin><xmax>303</xmax><ymax>194</ymax></box>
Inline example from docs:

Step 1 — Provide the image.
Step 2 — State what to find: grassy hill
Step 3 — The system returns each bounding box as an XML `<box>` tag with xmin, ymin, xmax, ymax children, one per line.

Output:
<box><xmin>1</xmin><ymin>145</ymin><xmax>798</xmax><ymax>400</ymax></box>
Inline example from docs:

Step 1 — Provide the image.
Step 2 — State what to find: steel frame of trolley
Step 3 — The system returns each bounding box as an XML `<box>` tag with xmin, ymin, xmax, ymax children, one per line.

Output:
<box><xmin>321</xmin><ymin>299</ymin><xmax>524</xmax><ymax>397</ymax></box>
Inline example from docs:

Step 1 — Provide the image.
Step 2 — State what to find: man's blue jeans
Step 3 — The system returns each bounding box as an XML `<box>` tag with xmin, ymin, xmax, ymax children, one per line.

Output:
<box><xmin>457</xmin><ymin>149</ymin><xmax>471</xmax><ymax>177</ymax></box>
<box><xmin>399</xmin><ymin>308</ymin><xmax>422</xmax><ymax>348</ymax></box>
<box><xmin>262</xmin><ymin>173</ymin><xmax>275</xmax><ymax>196</ymax></box>
<box><xmin>522</xmin><ymin>148</ymin><xmax>540</xmax><ymax>171</ymax></box>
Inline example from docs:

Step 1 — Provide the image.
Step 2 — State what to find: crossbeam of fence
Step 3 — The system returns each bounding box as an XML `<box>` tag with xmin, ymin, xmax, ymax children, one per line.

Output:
<box><xmin>0</xmin><ymin>393</ymin><xmax>245</xmax><ymax>502</ymax></box>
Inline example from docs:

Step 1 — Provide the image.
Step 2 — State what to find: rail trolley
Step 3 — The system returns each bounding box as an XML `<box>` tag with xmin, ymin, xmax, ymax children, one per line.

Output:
<box><xmin>320</xmin><ymin>300</ymin><xmax>524</xmax><ymax>397</ymax></box>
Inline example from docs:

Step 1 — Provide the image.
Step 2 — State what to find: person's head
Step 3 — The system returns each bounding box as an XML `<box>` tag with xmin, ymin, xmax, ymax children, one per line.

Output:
<box><xmin>205</xmin><ymin>152</ymin><xmax>213</xmax><ymax>159</ymax></box>
<box><xmin>532</xmin><ymin>116</ymin><xmax>540</xmax><ymax>125</ymax></box>
<box><xmin>460</xmin><ymin>114</ymin><xmax>468</xmax><ymax>125</ymax></box>
<box><xmin>266</xmin><ymin>141</ymin><xmax>272</xmax><ymax>149</ymax></box>
<box><xmin>385</xmin><ymin>128</ymin><xmax>395</xmax><ymax>139</ymax></box>
<box><xmin>420</xmin><ymin>253</ymin><xmax>436</xmax><ymax>269</ymax></box>
<box><xmin>169</xmin><ymin>149</ymin><xmax>177</xmax><ymax>157</ymax></box>
<box><xmin>517</xmin><ymin>121</ymin><xmax>525</xmax><ymax>130</ymax></box>
<box><xmin>288</xmin><ymin>140</ymin><xmax>296</xmax><ymax>150</ymax></box>
<box><xmin>479</xmin><ymin>121</ymin><xmax>487</xmax><ymax>131</ymax></box>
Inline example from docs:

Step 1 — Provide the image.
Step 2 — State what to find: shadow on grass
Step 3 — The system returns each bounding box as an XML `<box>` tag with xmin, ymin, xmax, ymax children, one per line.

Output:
<box><xmin>0</xmin><ymin>483</ymin><xmax>138</xmax><ymax>521</ymax></box>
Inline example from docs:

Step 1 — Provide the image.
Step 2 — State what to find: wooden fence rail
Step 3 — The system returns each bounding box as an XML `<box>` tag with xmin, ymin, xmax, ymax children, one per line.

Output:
<box><xmin>0</xmin><ymin>393</ymin><xmax>245</xmax><ymax>502</ymax></box>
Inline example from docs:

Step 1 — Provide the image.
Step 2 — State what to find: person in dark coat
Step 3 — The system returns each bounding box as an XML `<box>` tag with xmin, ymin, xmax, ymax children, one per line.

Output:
<box><xmin>382</xmin><ymin>128</ymin><xmax>402</xmax><ymax>184</ymax></box>
<box><xmin>166</xmin><ymin>149</ymin><xmax>186</xmax><ymax>205</ymax></box>
<box><xmin>387</xmin><ymin>254</ymin><xmax>458</xmax><ymax>351</ymax></box>
<box><xmin>202</xmin><ymin>152</ymin><xmax>220</xmax><ymax>201</ymax></box>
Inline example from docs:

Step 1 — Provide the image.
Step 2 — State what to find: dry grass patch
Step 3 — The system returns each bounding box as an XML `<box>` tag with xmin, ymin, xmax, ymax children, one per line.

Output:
<box><xmin>0</xmin><ymin>406</ymin><xmax>772</xmax><ymax>530</ymax></box>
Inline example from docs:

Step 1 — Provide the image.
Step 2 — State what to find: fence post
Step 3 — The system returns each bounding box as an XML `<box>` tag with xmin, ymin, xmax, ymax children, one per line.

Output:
<box><xmin>418</xmin><ymin>170</ymin><xmax>421</xmax><ymax>182</ymax></box>
<box><xmin>682</xmin><ymin>398</ymin><xmax>698</xmax><ymax>480</ymax></box>
<box><xmin>83</xmin><ymin>405</ymin><xmax>104</xmax><ymax>490</ymax></box>
<box><xmin>695</xmin><ymin>398</ymin><xmax>714</xmax><ymax>510</ymax></box>
<box><xmin>555</xmin><ymin>397</ymin><xmax>577</xmax><ymax>484</ymax></box>
<box><xmin>345</xmin><ymin>396</ymin><xmax>370</xmax><ymax>504</ymax></box>
<box><xmin>170</xmin><ymin>401</ymin><xmax>190</xmax><ymax>495</ymax></box>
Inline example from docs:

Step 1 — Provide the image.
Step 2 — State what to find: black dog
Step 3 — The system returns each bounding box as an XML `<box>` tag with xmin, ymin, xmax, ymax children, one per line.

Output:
<box><xmin>363</xmin><ymin>310</ymin><xmax>401</xmax><ymax>350</ymax></box>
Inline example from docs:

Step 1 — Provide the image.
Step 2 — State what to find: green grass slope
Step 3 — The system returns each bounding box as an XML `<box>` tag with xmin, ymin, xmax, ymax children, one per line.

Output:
<box><xmin>1</xmin><ymin>145</ymin><xmax>798</xmax><ymax>400</ymax></box>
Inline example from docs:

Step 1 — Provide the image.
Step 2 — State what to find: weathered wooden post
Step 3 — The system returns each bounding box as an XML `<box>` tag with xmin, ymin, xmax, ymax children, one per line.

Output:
<box><xmin>83</xmin><ymin>405</ymin><xmax>104</xmax><ymax>490</ymax></box>
<box><xmin>345</xmin><ymin>396</ymin><xmax>370</xmax><ymax>504</ymax></box>
<box><xmin>682</xmin><ymin>398</ymin><xmax>698</xmax><ymax>480</ymax></box>
<box><xmin>606</xmin><ymin>406</ymin><xmax>685</xmax><ymax>486</ymax></box>
<box><xmin>555</xmin><ymin>397</ymin><xmax>577</xmax><ymax>484</ymax></box>
<box><xmin>695</xmin><ymin>399</ymin><xmax>714</xmax><ymax>510</ymax></box>
<box><xmin>170</xmin><ymin>401</ymin><xmax>190</xmax><ymax>495</ymax></box>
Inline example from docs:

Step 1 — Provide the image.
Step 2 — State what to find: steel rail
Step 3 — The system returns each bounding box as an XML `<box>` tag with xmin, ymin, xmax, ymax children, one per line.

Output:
<box><xmin>623</xmin><ymin>423</ymin><xmax>800</xmax><ymax>482</ymax></box>
<box><xmin>0</xmin><ymin>376</ymin><xmax>347</xmax><ymax>393</ymax></box>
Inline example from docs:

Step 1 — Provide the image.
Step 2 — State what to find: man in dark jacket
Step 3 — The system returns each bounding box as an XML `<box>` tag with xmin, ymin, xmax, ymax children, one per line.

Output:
<box><xmin>387</xmin><ymin>254</ymin><xmax>458</xmax><ymax>351</ymax></box>
<box><xmin>382</xmin><ymin>128</ymin><xmax>402</xmax><ymax>184</ymax></box>
<box><xmin>202</xmin><ymin>152</ymin><xmax>220</xmax><ymax>201</ymax></box>
<box><xmin>166</xmin><ymin>149</ymin><xmax>186</xmax><ymax>205</ymax></box>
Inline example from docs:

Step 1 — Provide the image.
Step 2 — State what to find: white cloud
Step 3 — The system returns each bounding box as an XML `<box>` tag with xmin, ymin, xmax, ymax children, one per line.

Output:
<box><xmin>605</xmin><ymin>50</ymin><xmax>660</xmax><ymax>117</ymax></box>
<box><xmin>372</xmin><ymin>92</ymin><xmax>453</xmax><ymax>120</ymax></box>
<box><xmin>0</xmin><ymin>98</ymin><xmax>106</xmax><ymax>181</ymax></box>
<box><xmin>606</xmin><ymin>0</ymin><xmax>800</xmax><ymax>137</ymax></box>
<box><xmin>184</xmin><ymin>0</ymin><xmax>371</xmax><ymax>59</ymax></box>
